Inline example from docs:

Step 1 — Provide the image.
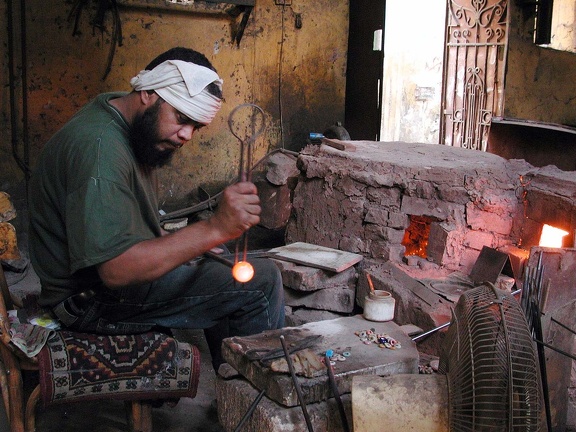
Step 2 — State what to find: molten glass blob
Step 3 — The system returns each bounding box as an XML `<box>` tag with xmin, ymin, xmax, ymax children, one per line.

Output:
<box><xmin>232</xmin><ymin>261</ymin><xmax>255</xmax><ymax>283</ymax></box>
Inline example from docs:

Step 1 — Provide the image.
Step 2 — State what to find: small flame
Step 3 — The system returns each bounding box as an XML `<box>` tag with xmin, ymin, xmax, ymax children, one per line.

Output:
<box><xmin>539</xmin><ymin>224</ymin><xmax>569</xmax><ymax>248</ymax></box>
<box><xmin>232</xmin><ymin>261</ymin><xmax>255</xmax><ymax>283</ymax></box>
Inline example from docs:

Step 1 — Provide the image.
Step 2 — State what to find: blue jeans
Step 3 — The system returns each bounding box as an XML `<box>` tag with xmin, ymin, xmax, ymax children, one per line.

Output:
<box><xmin>58</xmin><ymin>257</ymin><xmax>285</xmax><ymax>369</ymax></box>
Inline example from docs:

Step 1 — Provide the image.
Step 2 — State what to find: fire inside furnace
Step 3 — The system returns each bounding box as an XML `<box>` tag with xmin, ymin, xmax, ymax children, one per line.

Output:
<box><xmin>539</xmin><ymin>224</ymin><xmax>569</xmax><ymax>248</ymax></box>
<box><xmin>402</xmin><ymin>215</ymin><xmax>434</xmax><ymax>258</ymax></box>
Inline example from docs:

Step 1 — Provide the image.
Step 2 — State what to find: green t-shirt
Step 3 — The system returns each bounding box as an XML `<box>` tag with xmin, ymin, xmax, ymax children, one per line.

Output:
<box><xmin>29</xmin><ymin>93</ymin><xmax>162</xmax><ymax>306</ymax></box>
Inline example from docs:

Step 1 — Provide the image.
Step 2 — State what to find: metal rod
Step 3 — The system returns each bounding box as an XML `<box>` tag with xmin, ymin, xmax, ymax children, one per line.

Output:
<box><xmin>411</xmin><ymin>321</ymin><xmax>451</xmax><ymax>342</ymax></box>
<box><xmin>279</xmin><ymin>335</ymin><xmax>314</xmax><ymax>432</ymax></box>
<box><xmin>534</xmin><ymin>338</ymin><xmax>576</xmax><ymax>361</ymax></box>
<box><xmin>531</xmin><ymin>304</ymin><xmax>553</xmax><ymax>432</ymax></box>
<box><xmin>233</xmin><ymin>389</ymin><xmax>266</xmax><ymax>432</ymax></box>
<box><xmin>204</xmin><ymin>251</ymin><xmax>234</xmax><ymax>268</ymax></box>
<box><xmin>551</xmin><ymin>317</ymin><xmax>576</xmax><ymax>336</ymax></box>
<box><xmin>324</xmin><ymin>354</ymin><xmax>350</xmax><ymax>432</ymax></box>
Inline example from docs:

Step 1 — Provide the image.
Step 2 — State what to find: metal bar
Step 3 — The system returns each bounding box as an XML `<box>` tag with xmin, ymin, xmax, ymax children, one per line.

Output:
<box><xmin>203</xmin><ymin>251</ymin><xmax>234</xmax><ymax>268</ymax></box>
<box><xmin>279</xmin><ymin>335</ymin><xmax>314</xmax><ymax>432</ymax></box>
<box><xmin>233</xmin><ymin>389</ymin><xmax>265</xmax><ymax>432</ymax></box>
<box><xmin>551</xmin><ymin>317</ymin><xmax>576</xmax><ymax>336</ymax></box>
<box><xmin>411</xmin><ymin>321</ymin><xmax>451</xmax><ymax>342</ymax></box>
<box><xmin>324</xmin><ymin>354</ymin><xmax>350</xmax><ymax>432</ymax></box>
<box><xmin>532</xmin><ymin>303</ymin><xmax>552</xmax><ymax>432</ymax></box>
<box><xmin>535</xmin><ymin>338</ymin><xmax>576</xmax><ymax>362</ymax></box>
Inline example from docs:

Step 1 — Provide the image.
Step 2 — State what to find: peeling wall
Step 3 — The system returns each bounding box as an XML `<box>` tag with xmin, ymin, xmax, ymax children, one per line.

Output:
<box><xmin>504</xmin><ymin>1</ymin><xmax>576</xmax><ymax>126</ymax></box>
<box><xmin>0</xmin><ymin>0</ymin><xmax>348</xmax><ymax>211</ymax></box>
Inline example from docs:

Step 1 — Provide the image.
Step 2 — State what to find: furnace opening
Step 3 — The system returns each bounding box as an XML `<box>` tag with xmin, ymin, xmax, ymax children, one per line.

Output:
<box><xmin>402</xmin><ymin>215</ymin><xmax>435</xmax><ymax>258</ymax></box>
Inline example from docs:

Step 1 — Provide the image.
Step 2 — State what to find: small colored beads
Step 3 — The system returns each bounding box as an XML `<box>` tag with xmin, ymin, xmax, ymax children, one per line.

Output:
<box><xmin>354</xmin><ymin>329</ymin><xmax>402</xmax><ymax>350</ymax></box>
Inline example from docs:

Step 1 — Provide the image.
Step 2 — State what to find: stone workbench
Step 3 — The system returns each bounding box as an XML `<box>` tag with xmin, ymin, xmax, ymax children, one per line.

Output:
<box><xmin>221</xmin><ymin>315</ymin><xmax>419</xmax><ymax>407</ymax></box>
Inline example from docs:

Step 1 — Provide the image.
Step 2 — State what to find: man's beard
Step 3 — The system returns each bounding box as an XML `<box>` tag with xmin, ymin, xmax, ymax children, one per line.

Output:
<box><xmin>129</xmin><ymin>100</ymin><xmax>178</xmax><ymax>168</ymax></box>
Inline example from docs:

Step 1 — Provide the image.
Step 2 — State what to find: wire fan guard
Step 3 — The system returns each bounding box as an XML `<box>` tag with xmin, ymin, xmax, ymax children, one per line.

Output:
<box><xmin>438</xmin><ymin>283</ymin><xmax>542</xmax><ymax>431</ymax></box>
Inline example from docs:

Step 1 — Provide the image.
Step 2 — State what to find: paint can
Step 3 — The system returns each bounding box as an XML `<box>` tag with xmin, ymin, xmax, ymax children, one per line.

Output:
<box><xmin>363</xmin><ymin>290</ymin><xmax>395</xmax><ymax>322</ymax></box>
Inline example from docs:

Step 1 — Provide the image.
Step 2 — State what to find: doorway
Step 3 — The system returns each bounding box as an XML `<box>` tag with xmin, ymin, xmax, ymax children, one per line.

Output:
<box><xmin>380</xmin><ymin>0</ymin><xmax>446</xmax><ymax>144</ymax></box>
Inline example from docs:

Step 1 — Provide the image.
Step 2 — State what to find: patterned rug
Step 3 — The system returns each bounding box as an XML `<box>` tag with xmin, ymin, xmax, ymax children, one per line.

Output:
<box><xmin>38</xmin><ymin>330</ymin><xmax>200</xmax><ymax>406</ymax></box>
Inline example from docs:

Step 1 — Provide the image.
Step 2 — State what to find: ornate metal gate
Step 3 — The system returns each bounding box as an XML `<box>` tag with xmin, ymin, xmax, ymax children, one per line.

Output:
<box><xmin>440</xmin><ymin>0</ymin><xmax>509</xmax><ymax>150</ymax></box>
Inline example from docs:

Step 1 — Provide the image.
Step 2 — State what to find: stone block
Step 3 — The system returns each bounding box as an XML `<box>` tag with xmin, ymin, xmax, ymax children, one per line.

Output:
<box><xmin>437</xmin><ymin>185</ymin><xmax>470</xmax><ymax>204</ymax></box>
<box><xmin>401</xmin><ymin>196</ymin><xmax>460</xmax><ymax>221</ymax></box>
<box><xmin>387</xmin><ymin>211</ymin><xmax>410</xmax><ymax>229</ymax></box>
<box><xmin>221</xmin><ymin>316</ymin><xmax>419</xmax><ymax>407</ymax></box>
<box><xmin>466</xmin><ymin>203</ymin><xmax>513</xmax><ymax>235</ymax></box>
<box><xmin>254</xmin><ymin>179</ymin><xmax>292</xmax><ymax>230</ymax></box>
<box><xmin>463</xmin><ymin>229</ymin><xmax>496</xmax><ymax>250</ymax></box>
<box><xmin>366</xmin><ymin>186</ymin><xmax>401</xmax><ymax>208</ymax></box>
<box><xmin>405</xmin><ymin>179</ymin><xmax>437</xmax><ymax>199</ymax></box>
<box><xmin>334</xmin><ymin>176</ymin><xmax>365</xmax><ymax>197</ymax></box>
<box><xmin>283</xmin><ymin>286</ymin><xmax>355</xmax><ymax>313</ymax></box>
<box><xmin>271</xmin><ymin>259</ymin><xmax>357</xmax><ymax>291</ymax></box>
<box><xmin>216</xmin><ymin>376</ymin><xmax>353</xmax><ymax>432</ymax></box>
<box><xmin>338</xmin><ymin>236</ymin><xmax>369</xmax><ymax>254</ymax></box>
<box><xmin>363</xmin><ymin>205</ymin><xmax>389</xmax><ymax>225</ymax></box>
<box><xmin>285</xmin><ymin>309</ymin><xmax>346</xmax><ymax>327</ymax></box>
<box><xmin>265</xmin><ymin>151</ymin><xmax>300</xmax><ymax>186</ymax></box>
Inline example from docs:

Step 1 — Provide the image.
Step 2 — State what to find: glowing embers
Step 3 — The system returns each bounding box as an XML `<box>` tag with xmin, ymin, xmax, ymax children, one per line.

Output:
<box><xmin>402</xmin><ymin>215</ymin><xmax>435</xmax><ymax>258</ymax></box>
<box><xmin>539</xmin><ymin>224</ymin><xmax>569</xmax><ymax>248</ymax></box>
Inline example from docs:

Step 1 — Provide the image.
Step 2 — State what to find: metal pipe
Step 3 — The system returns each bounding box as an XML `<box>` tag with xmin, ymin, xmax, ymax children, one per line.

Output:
<box><xmin>279</xmin><ymin>335</ymin><xmax>314</xmax><ymax>432</ymax></box>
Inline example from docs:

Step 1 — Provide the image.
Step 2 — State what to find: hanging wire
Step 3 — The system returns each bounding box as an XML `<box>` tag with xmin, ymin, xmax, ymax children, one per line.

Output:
<box><xmin>277</xmin><ymin>4</ymin><xmax>286</xmax><ymax>149</ymax></box>
<box><xmin>7</xmin><ymin>0</ymin><xmax>31</xmax><ymax>180</ymax></box>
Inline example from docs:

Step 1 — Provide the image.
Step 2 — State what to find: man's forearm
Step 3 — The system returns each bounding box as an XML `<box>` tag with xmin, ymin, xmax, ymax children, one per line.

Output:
<box><xmin>97</xmin><ymin>218</ymin><xmax>230</xmax><ymax>288</ymax></box>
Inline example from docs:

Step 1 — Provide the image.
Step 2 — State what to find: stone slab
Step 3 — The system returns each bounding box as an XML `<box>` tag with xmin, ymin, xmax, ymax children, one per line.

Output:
<box><xmin>269</xmin><ymin>242</ymin><xmax>363</xmax><ymax>273</ymax></box>
<box><xmin>216</xmin><ymin>376</ymin><xmax>352</xmax><ymax>432</ymax></box>
<box><xmin>221</xmin><ymin>315</ymin><xmax>419</xmax><ymax>407</ymax></box>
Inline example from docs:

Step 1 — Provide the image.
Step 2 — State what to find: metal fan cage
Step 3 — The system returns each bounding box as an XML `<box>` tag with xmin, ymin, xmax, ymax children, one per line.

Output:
<box><xmin>438</xmin><ymin>283</ymin><xmax>542</xmax><ymax>431</ymax></box>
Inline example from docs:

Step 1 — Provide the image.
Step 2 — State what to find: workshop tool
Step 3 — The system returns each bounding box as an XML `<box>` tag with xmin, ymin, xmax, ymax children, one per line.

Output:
<box><xmin>246</xmin><ymin>334</ymin><xmax>322</xmax><ymax>363</ymax></box>
<box><xmin>279</xmin><ymin>335</ymin><xmax>314</xmax><ymax>432</ymax></box>
<box><xmin>227</xmin><ymin>103</ymin><xmax>266</xmax><ymax>282</ymax></box>
<box><xmin>324</xmin><ymin>353</ymin><xmax>350</xmax><ymax>432</ymax></box>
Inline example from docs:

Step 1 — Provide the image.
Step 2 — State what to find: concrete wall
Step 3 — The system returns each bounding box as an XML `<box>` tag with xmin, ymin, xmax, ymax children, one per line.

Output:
<box><xmin>0</xmin><ymin>0</ymin><xmax>348</xmax><ymax>211</ymax></box>
<box><xmin>504</xmin><ymin>1</ymin><xmax>576</xmax><ymax>126</ymax></box>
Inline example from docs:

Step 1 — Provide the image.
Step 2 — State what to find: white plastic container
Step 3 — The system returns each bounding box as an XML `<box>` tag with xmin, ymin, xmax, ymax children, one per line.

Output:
<box><xmin>363</xmin><ymin>290</ymin><xmax>395</xmax><ymax>322</ymax></box>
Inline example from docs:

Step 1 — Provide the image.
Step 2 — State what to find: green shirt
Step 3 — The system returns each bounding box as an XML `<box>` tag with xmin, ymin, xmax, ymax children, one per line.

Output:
<box><xmin>29</xmin><ymin>93</ymin><xmax>162</xmax><ymax>306</ymax></box>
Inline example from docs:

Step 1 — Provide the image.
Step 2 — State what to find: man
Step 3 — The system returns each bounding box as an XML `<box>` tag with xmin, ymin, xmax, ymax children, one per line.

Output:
<box><xmin>28</xmin><ymin>47</ymin><xmax>285</xmax><ymax>370</ymax></box>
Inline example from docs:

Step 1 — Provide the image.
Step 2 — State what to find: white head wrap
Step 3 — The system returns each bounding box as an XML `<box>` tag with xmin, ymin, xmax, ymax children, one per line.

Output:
<box><xmin>130</xmin><ymin>59</ymin><xmax>223</xmax><ymax>124</ymax></box>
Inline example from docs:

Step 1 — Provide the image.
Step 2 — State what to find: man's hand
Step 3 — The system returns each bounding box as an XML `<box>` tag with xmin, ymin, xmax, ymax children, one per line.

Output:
<box><xmin>209</xmin><ymin>182</ymin><xmax>261</xmax><ymax>240</ymax></box>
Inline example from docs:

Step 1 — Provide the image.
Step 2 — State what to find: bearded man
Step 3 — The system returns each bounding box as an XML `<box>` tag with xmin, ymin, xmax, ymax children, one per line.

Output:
<box><xmin>28</xmin><ymin>47</ymin><xmax>285</xmax><ymax>371</ymax></box>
